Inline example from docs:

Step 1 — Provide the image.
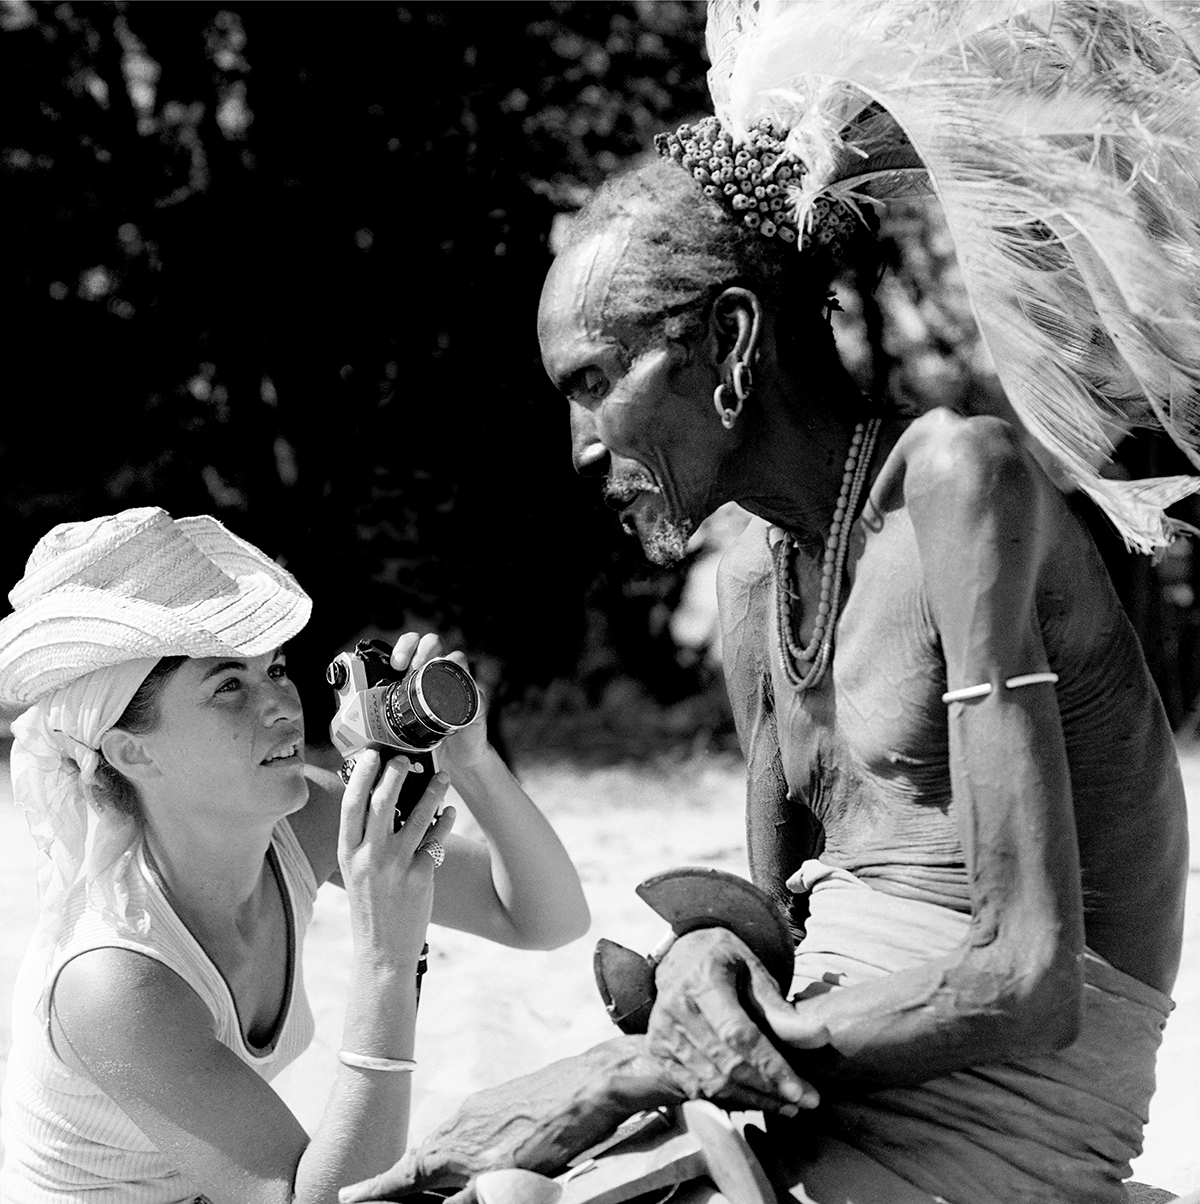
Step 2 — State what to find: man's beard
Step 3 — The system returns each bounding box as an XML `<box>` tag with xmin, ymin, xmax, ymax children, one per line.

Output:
<box><xmin>638</xmin><ymin>513</ymin><xmax>695</xmax><ymax>565</ymax></box>
<box><xmin>604</xmin><ymin>467</ymin><xmax>694</xmax><ymax>565</ymax></box>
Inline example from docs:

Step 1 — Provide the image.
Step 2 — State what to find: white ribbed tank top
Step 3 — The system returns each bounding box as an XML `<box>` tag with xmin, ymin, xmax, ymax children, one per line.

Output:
<box><xmin>0</xmin><ymin>820</ymin><xmax>318</xmax><ymax>1204</ymax></box>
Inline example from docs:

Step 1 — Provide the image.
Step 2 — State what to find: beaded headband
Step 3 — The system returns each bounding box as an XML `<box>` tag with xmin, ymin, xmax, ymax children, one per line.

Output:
<box><xmin>653</xmin><ymin>115</ymin><xmax>865</xmax><ymax>260</ymax></box>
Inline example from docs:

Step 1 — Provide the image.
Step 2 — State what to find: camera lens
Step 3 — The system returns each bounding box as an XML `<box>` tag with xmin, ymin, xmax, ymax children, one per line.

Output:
<box><xmin>419</xmin><ymin>661</ymin><xmax>477</xmax><ymax>727</ymax></box>
<box><xmin>382</xmin><ymin>657</ymin><xmax>480</xmax><ymax>749</ymax></box>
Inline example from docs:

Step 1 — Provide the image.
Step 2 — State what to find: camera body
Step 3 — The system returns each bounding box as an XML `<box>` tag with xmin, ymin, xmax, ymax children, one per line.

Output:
<box><xmin>327</xmin><ymin>639</ymin><xmax>480</xmax><ymax>823</ymax></box>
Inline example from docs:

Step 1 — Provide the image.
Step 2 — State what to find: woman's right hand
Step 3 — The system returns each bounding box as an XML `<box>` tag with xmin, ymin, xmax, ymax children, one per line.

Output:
<box><xmin>337</xmin><ymin>750</ymin><xmax>456</xmax><ymax>969</ymax></box>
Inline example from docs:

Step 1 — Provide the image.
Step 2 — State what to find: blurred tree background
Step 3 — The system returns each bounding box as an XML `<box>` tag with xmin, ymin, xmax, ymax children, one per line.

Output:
<box><xmin>0</xmin><ymin>0</ymin><xmax>727</xmax><ymax>756</ymax></box>
<box><xmin>3</xmin><ymin>0</ymin><xmax>1200</xmax><ymax>756</ymax></box>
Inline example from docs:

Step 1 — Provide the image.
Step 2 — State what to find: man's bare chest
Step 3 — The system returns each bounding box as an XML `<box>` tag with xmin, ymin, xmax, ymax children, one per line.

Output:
<box><xmin>766</xmin><ymin>513</ymin><xmax>953</xmax><ymax>817</ymax></box>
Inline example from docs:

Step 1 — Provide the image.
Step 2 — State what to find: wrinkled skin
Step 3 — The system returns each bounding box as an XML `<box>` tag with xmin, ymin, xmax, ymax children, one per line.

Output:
<box><xmin>535</xmin><ymin>223</ymin><xmax>752</xmax><ymax>566</ymax></box>
<box><xmin>338</xmin><ymin>938</ymin><xmax>822</xmax><ymax>1203</ymax></box>
<box><xmin>338</xmin><ymin>1039</ymin><xmax>687</xmax><ymax>1204</ymax></box>
<box><xmin>646</xmin><ymin>929</ymin><xmax>825</xmax><ymax>1106</ymax></box>
<box><xmin>341</xmin><ymin>223</ymin><xmax>1189</xmax><ymax>1203</ymax></box>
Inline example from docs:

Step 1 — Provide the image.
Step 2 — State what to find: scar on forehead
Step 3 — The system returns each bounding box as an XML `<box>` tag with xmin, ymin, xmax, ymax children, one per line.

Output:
<box><xmin>577</xmin><ymin>218</ymin><xmax>634</xmax><ymax>343</ymax></box>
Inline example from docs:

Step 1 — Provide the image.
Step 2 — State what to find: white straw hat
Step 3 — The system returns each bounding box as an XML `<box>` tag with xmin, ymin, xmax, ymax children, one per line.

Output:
<box><xmin>0</xmin><ymin>507</ymin><xmax>312</xmax><ymax>706</ymax></box>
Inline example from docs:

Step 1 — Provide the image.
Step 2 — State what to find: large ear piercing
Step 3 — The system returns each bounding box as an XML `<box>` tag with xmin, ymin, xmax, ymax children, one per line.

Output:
<box><xmin>714</xmin><ymin>360</ymin><xmax>754</xmax><ymax>430</ymax></box>
<box><xmin>733</xmin><ymin>360</ymin><xmax>753</xmax><ymax>404</ymax></box>
<box><xmin>713</xmin><ymin>383</ymin><xmax>742</xmax><ymax>430</ymax></box>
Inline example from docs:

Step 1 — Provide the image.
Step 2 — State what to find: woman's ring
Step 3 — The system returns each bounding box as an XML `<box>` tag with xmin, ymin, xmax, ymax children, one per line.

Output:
<box><xmin>418</xmin><ymin>839</ymin><xmax>445</xmax><ymax>869</ymax></box>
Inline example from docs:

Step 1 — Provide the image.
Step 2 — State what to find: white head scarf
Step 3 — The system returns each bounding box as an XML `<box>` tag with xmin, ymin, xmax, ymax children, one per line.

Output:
<box><xmin>11</xmin><ymin>657</ymin><xmax>162</xmax><ymax>976</ymax></box>
<box><xmin>0</xmin><ymin>507</ymin><xmax>313</xmax><ymax>1023</ymax></box>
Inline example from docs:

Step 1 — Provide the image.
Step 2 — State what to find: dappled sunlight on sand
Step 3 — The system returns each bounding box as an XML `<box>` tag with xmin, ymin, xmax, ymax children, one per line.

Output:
<box><xmin>0</xmin><ymin>750</ymin><xmax>1195</xmax><ymax>1193</ymax></box>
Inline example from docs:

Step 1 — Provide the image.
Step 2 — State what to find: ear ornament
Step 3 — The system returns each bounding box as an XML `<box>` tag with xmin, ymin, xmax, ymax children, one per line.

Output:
<box><xmin>732</xmin><ymin>360</ymin><xmax>754</xmax><ymax>404</ymax></box>
<box><xmin>713</xmin><ymin>383</ymin><xmax>742</xmax><ymax>431</ymax></box>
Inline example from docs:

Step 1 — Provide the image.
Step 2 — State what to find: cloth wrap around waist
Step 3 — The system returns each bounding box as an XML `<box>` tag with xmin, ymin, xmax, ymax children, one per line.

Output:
<box><xmin>774</xmin><ymin>860</ymin><xmax>1171</xmax><ymax>1204</ymax></box>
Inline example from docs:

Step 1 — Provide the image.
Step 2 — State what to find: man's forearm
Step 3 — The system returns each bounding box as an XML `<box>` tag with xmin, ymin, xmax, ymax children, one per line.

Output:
<box><xmin>511</xmin><ymin>1037</ymin><xmax>684</xmax><ymax>1168</ymax></box>
<box><xmin>339</xmin><ymin>1037</ymin><xmax>691</xmax><ymax>1201</ymax></box>
<box><xmin>587</xmin><ymin>1035</ymin><xmax>688</xmax><ymax>1116</ymax></box>
<box><xmin>771</xmin><ymin>940</ymin><xmax>1083</xmax><ymax>1098</ymax></box>
<box><xmin>423</xmin><ymin>1036</ymin><xmax>686</xmax><ymax>1179</ymax></box>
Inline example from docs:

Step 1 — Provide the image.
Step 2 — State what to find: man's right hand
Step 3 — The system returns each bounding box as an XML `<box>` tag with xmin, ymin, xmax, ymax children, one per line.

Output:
<box><xmin>648</xmin><ymin>927</ymin><xmax>821</xmax><ymax>1113</ymax></box>
<box><xmin>338</xmin><ymin>1038</ymin><xmax>687</xmax><ymax>1204</ymax></box>
<box><xmin>338</xmin><ymin>931</ymin><xmax>820</xmax><ymax>1204</ymax></box>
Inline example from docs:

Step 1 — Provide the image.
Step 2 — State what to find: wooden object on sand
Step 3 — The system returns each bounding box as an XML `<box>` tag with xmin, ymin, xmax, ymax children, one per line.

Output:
<box><xmin>475</xmin><ymin>1102</ymin><xmax>773</xmax><ymax>1204</ymax></box>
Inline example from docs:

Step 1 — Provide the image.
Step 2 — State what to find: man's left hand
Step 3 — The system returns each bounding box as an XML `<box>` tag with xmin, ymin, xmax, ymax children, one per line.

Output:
<box><xmin>648</xmin><ymin>927</ymin><xmax>824</xmax><ymax>1112</ymax></box>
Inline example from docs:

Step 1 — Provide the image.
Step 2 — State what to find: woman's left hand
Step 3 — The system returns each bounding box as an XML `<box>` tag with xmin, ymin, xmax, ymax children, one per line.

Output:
<box><xmin>389</xmin><ymin>632</ymin><xmax>489</xmax><ymax>774</ymax></box>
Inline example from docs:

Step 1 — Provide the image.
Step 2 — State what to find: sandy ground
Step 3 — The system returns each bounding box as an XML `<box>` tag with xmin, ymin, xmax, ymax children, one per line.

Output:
<box><xmin>0</xmin><ymin>749</ymin><xmax>1196</xmax><ymax>1196</ymax></box>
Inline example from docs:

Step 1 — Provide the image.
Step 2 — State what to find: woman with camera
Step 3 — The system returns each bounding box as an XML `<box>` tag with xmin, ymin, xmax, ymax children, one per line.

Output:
<box><xmin>0</xmin><ymin>506</ymin><xmax>590</xmax><ymax>1204</ymax></box>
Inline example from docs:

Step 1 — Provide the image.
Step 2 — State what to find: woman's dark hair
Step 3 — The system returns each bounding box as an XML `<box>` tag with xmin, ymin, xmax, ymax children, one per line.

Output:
<box><xmin>92</xmin><ymin>656</ymin><xmax>187</xmax><ymax>817</ymax></box>
<box><xmin>560</xmin><ymin>158</ymin><xmax>879</xmax><ymax>371</ymax></box>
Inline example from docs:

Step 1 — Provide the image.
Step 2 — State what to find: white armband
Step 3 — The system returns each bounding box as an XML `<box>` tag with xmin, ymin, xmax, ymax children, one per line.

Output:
<box><xmin>942</xmin><ymin>672</ymin><xmax>1059</xmax><ymax>705</ymax></box>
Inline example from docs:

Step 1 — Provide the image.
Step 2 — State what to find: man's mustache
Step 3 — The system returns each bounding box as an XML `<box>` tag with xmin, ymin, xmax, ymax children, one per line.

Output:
<box><xmin>603</xmin><ymin>467</ymin><xmax>661</xmax><ymax>508</ymax></box>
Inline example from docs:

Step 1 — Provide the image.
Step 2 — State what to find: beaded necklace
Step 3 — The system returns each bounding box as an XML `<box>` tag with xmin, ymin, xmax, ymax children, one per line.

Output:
<box><xmin>772</xmin><ymin>417</ymin><xmax>883</xmax><ymax>690</ymax></box>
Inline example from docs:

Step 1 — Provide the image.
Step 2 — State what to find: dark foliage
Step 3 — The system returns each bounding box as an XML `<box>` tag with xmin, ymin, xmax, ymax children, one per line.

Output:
<box><xmin>4</xmin><ymin>0</ymin><xmax>1198</xmax><ymax>747</ymax></box>
<box><xmin>0</xmin><ymin>0</ymin><xmax>720</xmax><ymax>740</ymax></box>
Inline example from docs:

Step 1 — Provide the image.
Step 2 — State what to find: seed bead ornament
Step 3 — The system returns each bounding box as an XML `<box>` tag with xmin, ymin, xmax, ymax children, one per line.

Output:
<box><xmin>654</xmin><ymin>116</ymin><xmax>863</xmax><ymax>258</ymax></box>
<box><xmin>772</xmin><ymin>417</ymin><xmax>883</xmax><ymax>691</ymax></box>
<box><xmin>700</xmin><ymin>1</ymin><xmax>1200</xmax><ymax>554</ymax></box>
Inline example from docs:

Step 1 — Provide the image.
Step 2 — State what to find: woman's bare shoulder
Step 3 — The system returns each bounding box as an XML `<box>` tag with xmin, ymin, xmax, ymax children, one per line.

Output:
<box><xmin>50</xmin><ymin>946</ymin><xmax>309</xmax><ymax>1184</ymax></box>
<box><xmin>51</xmin><ymin>945</ymin><xmax>214</xmax><ymax>1067</ymax></box>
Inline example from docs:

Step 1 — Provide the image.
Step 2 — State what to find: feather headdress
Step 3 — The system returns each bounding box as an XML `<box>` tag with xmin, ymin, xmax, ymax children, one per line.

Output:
<box><xmin>705</xmin><ymin>0</ymin><xmax>1200</xmax><ymax>551</ymax></box>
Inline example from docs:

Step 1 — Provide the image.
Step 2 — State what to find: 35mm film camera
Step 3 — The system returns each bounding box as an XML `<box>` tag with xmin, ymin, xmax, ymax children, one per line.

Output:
<box><xmin>327</xmin><ymin>639</ymin><xmax>480</xmax><ymax>824</ymax></box>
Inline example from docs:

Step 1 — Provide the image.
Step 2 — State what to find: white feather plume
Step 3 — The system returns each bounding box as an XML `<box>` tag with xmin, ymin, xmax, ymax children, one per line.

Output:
<box><xmin>705</xmin><ymin>0</ymin><xmax>1200</xmax><ymax>550</ymax></box>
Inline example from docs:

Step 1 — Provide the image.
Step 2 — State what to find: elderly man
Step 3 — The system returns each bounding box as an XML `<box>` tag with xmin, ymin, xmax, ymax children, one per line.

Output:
<box><xmin>344</xmin><ymin>4</ymin><xmax>1196</xmax><ymax>1202</ymax></box>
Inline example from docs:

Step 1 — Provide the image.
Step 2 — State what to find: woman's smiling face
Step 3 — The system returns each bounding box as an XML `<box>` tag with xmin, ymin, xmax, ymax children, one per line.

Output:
<box><xmin>135</xmin><ymin>648</ymin><xmax>308</xmax><ymax>819</ymax></box>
